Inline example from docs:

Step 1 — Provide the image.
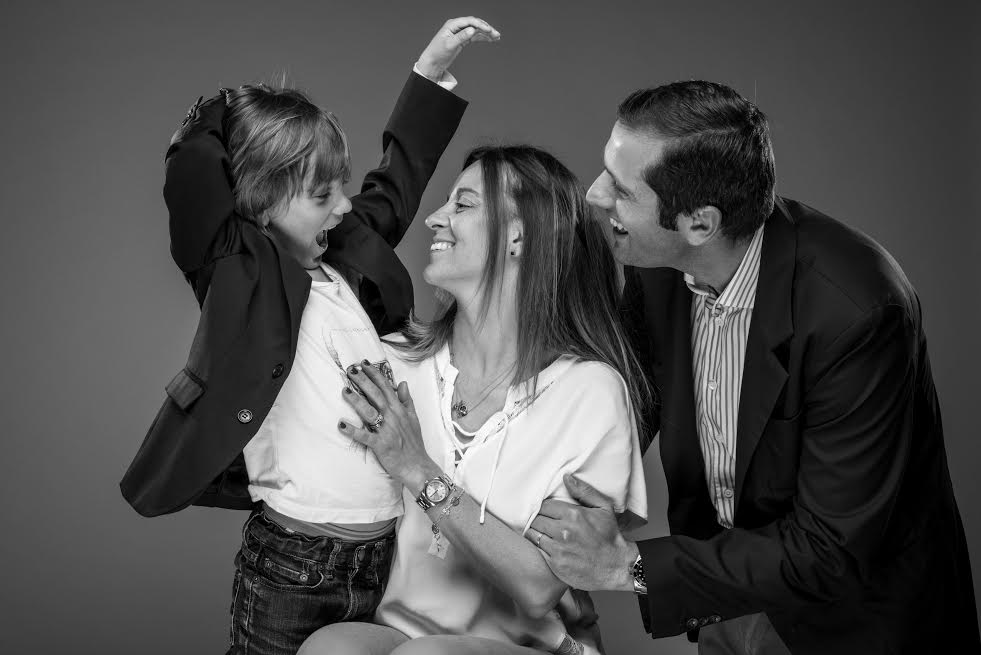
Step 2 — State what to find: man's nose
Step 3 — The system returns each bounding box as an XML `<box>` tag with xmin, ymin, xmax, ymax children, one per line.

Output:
<box><xmin>338</xmin><ymin>194</ymin><xmax>353</xmax><ymax>215</ymax></box>
<box><xmin>585</xmin><ymin>175</ymin><xmax>610</xmax><ymax>209</ymax></box>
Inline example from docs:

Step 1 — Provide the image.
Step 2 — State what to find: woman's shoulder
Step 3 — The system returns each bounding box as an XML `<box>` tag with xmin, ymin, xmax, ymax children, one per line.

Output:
<box><xmin>558</xmin><ymin>358</ymin><xmax>628</xmax><ymax>395</ymax></box>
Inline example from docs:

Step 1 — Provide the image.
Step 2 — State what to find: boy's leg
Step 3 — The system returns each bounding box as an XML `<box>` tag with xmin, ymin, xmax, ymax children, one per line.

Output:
<box><xmin>229</xmin><ymin>510</ymin><xmax>395</xmax><ymax>655</ymax></box>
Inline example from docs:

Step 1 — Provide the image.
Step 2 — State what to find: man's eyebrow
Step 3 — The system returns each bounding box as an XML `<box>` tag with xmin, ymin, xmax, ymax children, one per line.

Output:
<box><xmin>605</xmin><ymin>167</ymin><xmax>630</xmax><ymax>195</ymax></box>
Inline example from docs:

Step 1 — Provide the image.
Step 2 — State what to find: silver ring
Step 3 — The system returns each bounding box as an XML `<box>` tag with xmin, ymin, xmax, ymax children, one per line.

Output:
<box><xmin>535</xmin><ymin>532</ymin><xmax>543</xmax><ymax>548</ymax></box>
<box><xmin>367</xmin><ymin>412</ymin><xmax>384</xmax><ymax>432</ymax></box>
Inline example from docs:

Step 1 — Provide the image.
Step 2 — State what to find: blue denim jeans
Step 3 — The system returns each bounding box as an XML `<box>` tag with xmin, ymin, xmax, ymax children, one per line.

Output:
<box><xmin>227</xmin><ymin>510</ymin><xmax>395</xmax><ymax>655</ymax></box>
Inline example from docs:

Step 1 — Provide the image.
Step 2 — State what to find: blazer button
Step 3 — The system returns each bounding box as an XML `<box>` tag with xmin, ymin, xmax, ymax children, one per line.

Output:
<box><xmin>710</xmin><ymin>615</ymin><xmax>722</xmax><ymax>623</ymax></box>
<box><xmin>686</xmin><ymin>618</ymin><xmax>700</xmax><ymax>630</ymax></box>
<box><xmin>272</xmin><ymin>363</ymin><xmax>285</xmax><ymax>379</ymax></box>
<box><xmin>237</xmin><ymin>409</ymin><xmax>253</xmax><ymax>423</ymax></box>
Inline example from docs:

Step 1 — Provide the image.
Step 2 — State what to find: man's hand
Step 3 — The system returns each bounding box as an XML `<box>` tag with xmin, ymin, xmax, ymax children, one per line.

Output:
<box><xmin>416</xmin><ymin>16</ymin><xmax>500</xmax><ymax>81</ymax></box>
<box><xmin>527</xmin><ymin>474</ymin><xmax>639</xmax><ymax>592</ymax></box>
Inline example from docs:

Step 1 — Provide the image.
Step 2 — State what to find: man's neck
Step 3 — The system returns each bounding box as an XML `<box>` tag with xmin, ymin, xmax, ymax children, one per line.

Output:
<box><xmin>683</xmin><ymin>237</ymin><xmax>752</xmax><ymax>295</ymax></box>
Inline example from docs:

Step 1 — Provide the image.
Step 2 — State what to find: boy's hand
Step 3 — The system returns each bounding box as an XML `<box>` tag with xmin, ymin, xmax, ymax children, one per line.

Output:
<box><xmin>416</xmin><ymin>17</ymin><xmax>500</xmax><ymax>81</ymax></box>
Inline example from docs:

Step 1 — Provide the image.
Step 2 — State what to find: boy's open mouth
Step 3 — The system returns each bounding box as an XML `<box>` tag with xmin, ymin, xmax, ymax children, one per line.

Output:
<box><xmin>316</xmin><ymin>229</ymin><xmax>328</xmax><ymax>248</ymax></box>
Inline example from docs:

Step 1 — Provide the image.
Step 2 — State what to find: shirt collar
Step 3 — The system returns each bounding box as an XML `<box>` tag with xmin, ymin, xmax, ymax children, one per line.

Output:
<box><xmin>684</xmin><ymin>223</ymin><xmax>765</xmax><ymax>310</ymax></box>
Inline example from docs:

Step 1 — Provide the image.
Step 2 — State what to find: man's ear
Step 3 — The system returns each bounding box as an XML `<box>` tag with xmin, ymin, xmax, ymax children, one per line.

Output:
<box><xmin>677</xmin><ymin>205</ymin><xmax>722</xmax><ymax>247</ymax></box>
<box><xmin>508</xmin><ymin>219</ymin><xmax>524</xmax><ymax>257</ymax></box>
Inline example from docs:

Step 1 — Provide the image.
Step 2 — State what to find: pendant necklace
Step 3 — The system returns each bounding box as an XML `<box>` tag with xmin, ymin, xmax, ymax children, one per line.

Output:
<box><xmin>449</xmin><ymin>343</ymin><xmax>514</xmax><ymax>419</ymax></box>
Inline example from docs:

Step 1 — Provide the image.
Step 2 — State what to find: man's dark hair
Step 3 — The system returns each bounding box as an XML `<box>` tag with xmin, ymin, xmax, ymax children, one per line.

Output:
<box><xmin>617</xmin><ymin>80</ymin><xmax>775</xmax><ymax>242</ymax></box>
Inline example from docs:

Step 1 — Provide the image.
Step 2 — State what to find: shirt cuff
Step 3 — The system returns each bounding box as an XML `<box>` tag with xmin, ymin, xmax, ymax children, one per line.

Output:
<box><xmin>412</xmin><ymin>63</ymin><xmax>458</xmax><ymax>91</ymax></box>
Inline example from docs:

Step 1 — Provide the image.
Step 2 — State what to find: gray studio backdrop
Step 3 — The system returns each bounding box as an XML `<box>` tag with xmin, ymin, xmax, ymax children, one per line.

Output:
<box><xmin>1</xmin><ymin>1</ymin><xmax>977</xmax><ymax>653</ymax></box>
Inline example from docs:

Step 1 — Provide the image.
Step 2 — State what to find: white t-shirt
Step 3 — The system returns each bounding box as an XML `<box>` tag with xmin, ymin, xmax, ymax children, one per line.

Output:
<box><xmin>243</xmin><ymin>263</ymin><xmax>403</xmax><ymax>523</ymax></box>
<box><xmin>375</xmin><ymin>342</ymin><xmax>647</xmax><ymax>652</ymax></box>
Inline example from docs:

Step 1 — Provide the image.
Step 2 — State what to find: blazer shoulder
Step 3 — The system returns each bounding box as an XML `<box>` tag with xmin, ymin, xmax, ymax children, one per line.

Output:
<box><xmin>784</xmin><ymin>198</ymin><xmax>918</xmax><ymax>320</ymax></box>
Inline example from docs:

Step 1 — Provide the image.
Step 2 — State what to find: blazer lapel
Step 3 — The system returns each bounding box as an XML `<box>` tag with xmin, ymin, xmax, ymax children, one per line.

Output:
<box><xmin>273</xmin><ymin>236</ymin><xmax>313</xmax><ymax>355</ymax></box>
<box><xmin>733</xmin><ymin>200</ymin><xmax>796</xmax><ymax>513</ymax></box>
<box><xmin>649</xmin><ymin>270</ymin><xmax>715</xmax><ymax>534</ymax></box>
<box><xmin>324</xmin><ymin>216</ymin><xmax>413</xmax><ymax>332</ymax></box>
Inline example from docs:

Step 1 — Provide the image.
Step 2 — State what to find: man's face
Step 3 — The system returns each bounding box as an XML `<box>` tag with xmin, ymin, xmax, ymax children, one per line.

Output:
<box><xmin>586</xmin><ymin>122</ymin><xmax>685</xmax><ymax>268</ymax></box>
<box><xmin>267</xmin><ymin>174</ymin><xmax>352</xmax><ymax>269</ymax></box>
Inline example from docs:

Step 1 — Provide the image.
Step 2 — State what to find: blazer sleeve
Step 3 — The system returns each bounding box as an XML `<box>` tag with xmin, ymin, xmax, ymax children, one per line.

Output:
<box><xmin>337</xmin><ymin>71</ymin><xmax>468</xmax><ymax>248</ymax></box>
<box><xmin>162</xmin><ymin>93</ymin><xmax>237</xmax><ymax>274</ymax></box>
<box><xmin>637</xmin><ymin>304</ymin><xmax>918</xmax><ymax>636</ymax></box>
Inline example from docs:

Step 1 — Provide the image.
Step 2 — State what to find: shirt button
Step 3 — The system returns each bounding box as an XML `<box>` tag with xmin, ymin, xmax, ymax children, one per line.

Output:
<box><xmin>707</xmin><ymin>379</ymin><xmax>718</xmax><ymax>391</ymax></box>
<box><xmin>722</xmin><ymin>488</ymin><xmax>734</xmax><ymax>499</ymax></box>
<box><xmin>237</xmin><ymin>409</ymin><xmax>253</xmax><ymax>424</ymax></box>
<box><xmin>714</xmin><ymin>316</ymin><xmax>724</xmax><ymax>326</ymax></box>
<box><xmin>271</xmin><ymin>363</ymin><xmax>285</xmax><ymax>379</ymax></box>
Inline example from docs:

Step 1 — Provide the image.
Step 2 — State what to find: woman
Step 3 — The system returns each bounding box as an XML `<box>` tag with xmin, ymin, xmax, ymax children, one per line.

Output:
<box><xmin>300</xmin><ymin>146</ymin><xmax>653</xmax><ymax>655</ymax></box>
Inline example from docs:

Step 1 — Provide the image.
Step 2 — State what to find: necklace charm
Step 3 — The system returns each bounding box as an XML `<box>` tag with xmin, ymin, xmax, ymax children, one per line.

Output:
<box><xmin>451</xmin><ymin>400</ymin><xmax>469</xmax><ymax>418</ymax></box>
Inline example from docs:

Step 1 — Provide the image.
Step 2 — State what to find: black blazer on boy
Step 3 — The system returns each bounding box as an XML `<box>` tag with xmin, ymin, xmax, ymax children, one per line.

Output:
<box><xmin>121</xmin><ymin>73</ymin><xmax>466</xmax><ymax>517</ymax></box>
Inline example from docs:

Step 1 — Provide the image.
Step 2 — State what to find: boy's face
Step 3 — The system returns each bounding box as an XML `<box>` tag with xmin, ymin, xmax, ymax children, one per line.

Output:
<box><xmin>267</xmin><ymin>176</ymin><xmax>352</xmax><ymax>269</ymax></box>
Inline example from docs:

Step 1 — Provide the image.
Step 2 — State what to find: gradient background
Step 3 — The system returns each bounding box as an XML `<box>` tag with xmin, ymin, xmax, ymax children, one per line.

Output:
<box><xmin>1</xmin><ymin>1</ymin><xmax>978</xmax><ymax>653</ymax></box>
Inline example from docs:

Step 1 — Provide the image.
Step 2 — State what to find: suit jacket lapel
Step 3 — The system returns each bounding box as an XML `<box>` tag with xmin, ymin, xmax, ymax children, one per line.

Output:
<box><xmin>324</xmin><ymin>216</ymin><xmax>413</xmax><ymax>332</ymax></box>
<box><xmin>733</xmin><ymin>199</ymin><xmax>796</xmax><ymax>514</ymax></box>
<box><xmin>649</xmin><ymin>270</ymin><xmax>717</xmax><ymax>535</ymax></box>
<box><xmin>273</xmin><ymin>235</ymin><xmax>313</xmax><ymax>355</ymax></box>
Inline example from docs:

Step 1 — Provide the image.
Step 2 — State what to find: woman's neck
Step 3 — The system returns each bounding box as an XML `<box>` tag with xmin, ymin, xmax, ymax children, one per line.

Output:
<box><xmin>450</xmin><ymin>292</ymin><xmax>519</xmax><ymax>380</ymax></box>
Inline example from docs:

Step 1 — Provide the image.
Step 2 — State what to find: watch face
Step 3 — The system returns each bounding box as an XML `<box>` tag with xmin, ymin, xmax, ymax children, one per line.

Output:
<box><xmin>425</xmin><ymin>479</ymin><xmax>449</xmax><ymax>503</ymax></box>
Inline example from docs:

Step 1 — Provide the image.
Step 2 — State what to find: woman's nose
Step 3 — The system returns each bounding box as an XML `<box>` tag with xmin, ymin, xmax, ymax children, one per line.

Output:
<box><xmin>424</xmin><ymin>208</ymin><xmax>448</xmax><ymax>230</ymax></box>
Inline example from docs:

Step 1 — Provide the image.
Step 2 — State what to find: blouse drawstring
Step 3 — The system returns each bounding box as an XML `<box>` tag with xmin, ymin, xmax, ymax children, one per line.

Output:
<box><xmin>479</xmin><ymin>414</ymin><xmax>510</xmax><ymax>524</ymax></box>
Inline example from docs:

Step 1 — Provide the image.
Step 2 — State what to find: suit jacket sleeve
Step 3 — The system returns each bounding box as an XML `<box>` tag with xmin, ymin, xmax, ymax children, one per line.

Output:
<box><xmin>162</xmin><ymin>71</ymin><xmax>467</xmax><ymax>280</ymax></box>
<box><xmin>163</xmin><ymin>94</ymin><xmax>237</xmax><ymax>275</ymax></box>
<box><xmin>335</xmin><ymin>72</ymin><xmax>467</xmax><ymax>248</ymax></box>
<box><xmin>638</xmin><ymin>304</ymin><xmax>917</xmax><ymax>636</ymax></box>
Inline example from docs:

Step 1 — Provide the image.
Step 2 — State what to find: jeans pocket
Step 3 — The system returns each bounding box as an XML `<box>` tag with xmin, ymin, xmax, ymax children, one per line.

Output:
<box><xmin>243</xmin><ymin>532</ymin><xmax>324</xmax><ymax>592</ymax></box>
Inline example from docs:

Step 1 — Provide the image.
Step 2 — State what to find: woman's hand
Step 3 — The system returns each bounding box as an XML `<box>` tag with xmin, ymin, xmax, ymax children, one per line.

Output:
<box><xmin>340</xmin><ymin>361</ymin><xmax>442</xmax><ymax>493</ymax></box>
<box><xmin>416</xmin><ymin>17</ymin><xmax>500</xmax><ymax>81</ymax></box>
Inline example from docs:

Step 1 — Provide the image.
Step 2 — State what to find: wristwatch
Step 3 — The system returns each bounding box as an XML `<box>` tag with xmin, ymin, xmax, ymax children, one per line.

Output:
<box><xmin>415</xmin><ymin>474</ymin><xmax>455</xmax><ymax>510</ymax></box>
<box><xmin>631</xmin><ymin>552</ymin><xmax>647</xmax><ymax>595</ymax></box>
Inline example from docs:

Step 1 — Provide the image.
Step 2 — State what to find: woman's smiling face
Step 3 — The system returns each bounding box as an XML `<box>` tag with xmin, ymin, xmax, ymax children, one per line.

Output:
<box><xmin>422</xmin><ymin>162</ymin><xmax>493</xmax><ymax>295</ymax></box>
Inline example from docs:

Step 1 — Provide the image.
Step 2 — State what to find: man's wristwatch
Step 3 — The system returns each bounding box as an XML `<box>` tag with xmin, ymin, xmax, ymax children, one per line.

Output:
<box><xmin>631</xmin><ymin>551</ymin><xmax>647</xmax><ymax>595</ymax></box>
<box><xmin>415</xmin><ymin>474</ymin><xmax>455</xmax><ymax>510</ymax></box>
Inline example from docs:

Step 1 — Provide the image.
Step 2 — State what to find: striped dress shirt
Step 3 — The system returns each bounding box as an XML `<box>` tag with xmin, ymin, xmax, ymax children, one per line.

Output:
<box><xmin>685</xmin><ymin>225</ymin><xmax>765</xmax><ymax>528</ymax></box>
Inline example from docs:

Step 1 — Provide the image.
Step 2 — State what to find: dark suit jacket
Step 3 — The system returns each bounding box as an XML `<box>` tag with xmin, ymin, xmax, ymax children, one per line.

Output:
<box><xmin>625</xmin><ymin>198</ymin><xmax>978</xmax><ymax>653</ymax></box>
<box><xmin>120</xmin><ymin>73</ymin><xmax>467</xmax><ymax>517</ymax></box>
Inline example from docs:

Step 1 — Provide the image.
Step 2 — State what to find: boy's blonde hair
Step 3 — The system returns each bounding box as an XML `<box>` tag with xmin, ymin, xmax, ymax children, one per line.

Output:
<box><xmin>224</xmin><ymin>84</ymin><xmax>350</xmax><ymax>226</ymax></box>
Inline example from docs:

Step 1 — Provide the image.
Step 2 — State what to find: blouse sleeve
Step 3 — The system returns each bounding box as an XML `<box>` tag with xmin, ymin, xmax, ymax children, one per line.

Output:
<box><xmin>523</xmin><ymin>362</ymin><xmax>648</xmax><ymax>533</ymax></box>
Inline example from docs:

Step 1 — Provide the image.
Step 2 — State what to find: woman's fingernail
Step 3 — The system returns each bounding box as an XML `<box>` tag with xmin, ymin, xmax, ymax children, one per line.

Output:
<box><xmin>361</xmin><ymin>359</ymin><xmax>371</xmax><ymax>366</ymax></box>
<box><xmin>343</xmin><ymin>387</ymin><xmax>352</xmax><ymax>395</ymax></box>
<box><xmin>349</xmin><ymin>365</ymin><xmax>361</xmax><ymax>375</ymax></box>
<box><xmin>338</xmin><ymin>421</ymin><xmax>347</xmax><ymax>430</ymax></box>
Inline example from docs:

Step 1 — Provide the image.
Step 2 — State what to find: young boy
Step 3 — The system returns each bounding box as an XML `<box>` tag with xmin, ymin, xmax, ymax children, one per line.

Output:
<box><xmin>120</xmin><ymin>17</ymin><xmax>499</xmax><ymax>655</ymax></box>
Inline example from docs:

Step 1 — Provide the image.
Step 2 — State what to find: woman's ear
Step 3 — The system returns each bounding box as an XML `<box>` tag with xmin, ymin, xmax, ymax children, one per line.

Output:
<box><xmin>508</xmin><ymin>220</ymin><xmax>524</xmax><ymax>257</ymax></box>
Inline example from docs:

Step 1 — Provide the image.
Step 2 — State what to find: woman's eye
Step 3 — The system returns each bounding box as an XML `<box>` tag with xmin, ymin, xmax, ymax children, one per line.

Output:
<box><xmin>454</xmin><ymin>203</ymin><xmax>471</xmax><ymax>213</ymax></box>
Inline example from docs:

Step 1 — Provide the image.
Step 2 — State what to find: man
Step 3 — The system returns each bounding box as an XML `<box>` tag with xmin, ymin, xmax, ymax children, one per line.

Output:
<box><xmin>528</xmin><ymin>80</ymin><xmax>978</xmax><ymax>653</ymax></box>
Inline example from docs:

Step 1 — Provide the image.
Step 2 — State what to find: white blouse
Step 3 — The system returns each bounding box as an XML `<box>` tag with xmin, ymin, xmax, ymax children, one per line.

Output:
<box><xmin>375</xmin><ymin>342</ymin><xmax>647</xmax><ymax>653</ymax></box>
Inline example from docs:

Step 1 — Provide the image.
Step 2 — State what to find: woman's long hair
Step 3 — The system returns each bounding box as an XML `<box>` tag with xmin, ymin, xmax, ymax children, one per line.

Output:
<box><xmin>394</xmin><ymin>145</ymin><xmax>655</xmax><ymax>446</ymax></box>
